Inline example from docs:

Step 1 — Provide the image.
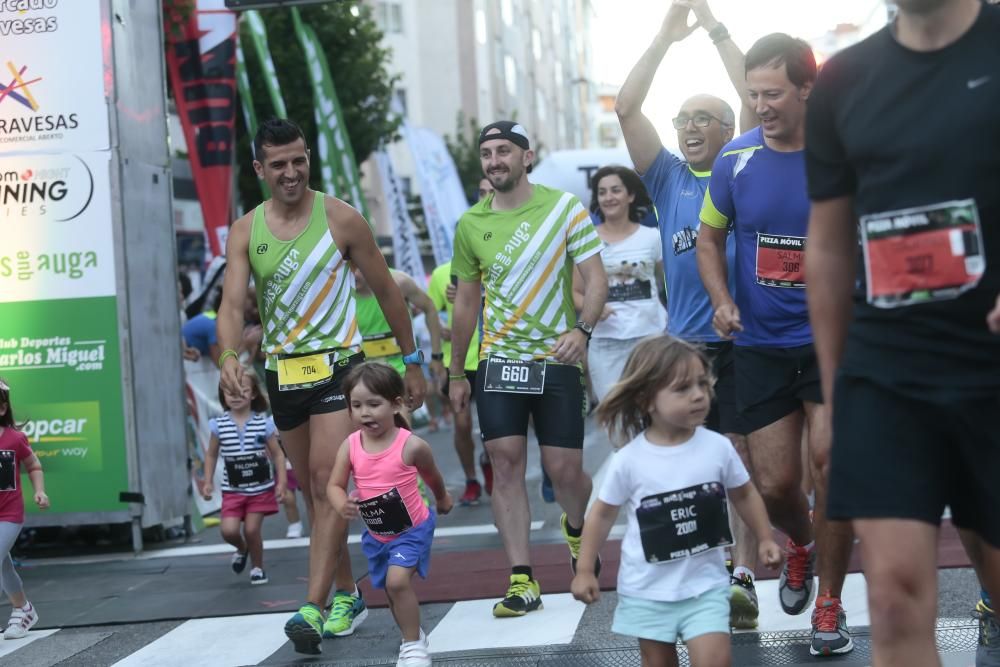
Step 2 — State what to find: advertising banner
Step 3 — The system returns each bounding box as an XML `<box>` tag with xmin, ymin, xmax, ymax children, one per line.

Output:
<box><xmin>374</xmin><ymin>150</ymin><xmax>425</xmax><ymax>288</ymax></box>
<box><xmin>402</xmin><ymin>125</ymin><xmax>467</xmax><ymax>265</ymax></box>
<box><xmin>0</xmin><ymin>150</ymin><xmax>128</xmax><ymax>514</ymax></box>
<box><xmin>0</xmin><ymin>1</ymin><xmax>110</xmax><ymax>153</ymax></box>
<box><xmin>291</xmin><ymin>8</ymin><xmax>370</xmax><ymax>220</ymax></box>
<box><xmin>164</xmin><ymin>0</ymin><xmax>238</xmax><ymax>257</ymax></box>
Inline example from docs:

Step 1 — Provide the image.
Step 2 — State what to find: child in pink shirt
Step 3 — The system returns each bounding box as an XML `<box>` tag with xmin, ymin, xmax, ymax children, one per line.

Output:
<box><xmin>0</xmin><ymin>379</ymin><xmax>49</xmax><ymax>640</ymax></box>
<box><xmin>329</xmin><ymin>363</ymin><xmax>452</xmax><ymax>667</ymax></box>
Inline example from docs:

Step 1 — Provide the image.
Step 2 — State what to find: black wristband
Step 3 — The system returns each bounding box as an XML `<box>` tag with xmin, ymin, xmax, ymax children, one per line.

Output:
<box><xmin>431</xmin><ymin>353</ymin><xmax>444</xmax><ymax>361</ymax></box>
<box><xmin>709</xmin><ymin>23</ymin><xmax>730</xmax><ymax>45</ymax></box>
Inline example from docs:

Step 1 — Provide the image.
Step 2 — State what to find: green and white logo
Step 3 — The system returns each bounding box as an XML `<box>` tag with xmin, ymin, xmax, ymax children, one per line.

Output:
<box><xmin>19</xmin><ymin>401</ymin><xmax>102</xmax><ymax>471</ymax></box>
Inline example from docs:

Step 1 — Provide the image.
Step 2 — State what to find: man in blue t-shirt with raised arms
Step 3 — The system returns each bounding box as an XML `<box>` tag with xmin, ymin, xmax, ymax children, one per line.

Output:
<box><xmin>696</xmin><ymin>34</ymin><xmax>855</xmax><ymax>658</ymax></box>
<box><xmin>616</xmin><ymin>0</ymin><xmax>760</xmax><ymax>630</ymax></box>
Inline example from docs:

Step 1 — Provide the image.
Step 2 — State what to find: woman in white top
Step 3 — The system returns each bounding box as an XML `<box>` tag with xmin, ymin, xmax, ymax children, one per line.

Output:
<box><xmin>575</xmin><ymin>165</ymin><xmax>666</xmax><ymax>409</ymax></box>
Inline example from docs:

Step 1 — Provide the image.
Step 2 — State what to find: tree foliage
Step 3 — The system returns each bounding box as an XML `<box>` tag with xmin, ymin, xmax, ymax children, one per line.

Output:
<box><xmin>233</xmin><ymin>3</ymin><xmax>401</xmax><ymax>211</ymax></box>
<box><xmin>443</xmin><ymin>112</ymin><xmax>485</xmax><ymax>205</ymax></box>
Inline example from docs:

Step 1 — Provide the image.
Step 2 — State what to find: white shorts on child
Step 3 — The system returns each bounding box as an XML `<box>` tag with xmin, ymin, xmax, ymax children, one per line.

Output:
<box><xmin>612</xmin><ymin>585</ymin><xmax>730</xmax><ymax>644</ymax></box>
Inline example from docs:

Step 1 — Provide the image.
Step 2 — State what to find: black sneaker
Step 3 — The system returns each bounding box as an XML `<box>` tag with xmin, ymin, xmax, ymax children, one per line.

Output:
<box><xmin>493</xmin><ymin>574</ymin><xmax>542</xmax><ymax>618</ymax></box>
<box><xmin>250</xmin><ymin>567</ymin><xmax>268</xmax><ymax>585</ymax></box>
<box><xmin>976</xmin><ymin>599</ymin><xmax>1000</xmax><ymax>665</ymax></box>
<box><xmin>231</xmin><ymin>550</ymin><xmax>248</xmax><ymax>574</ymax></box>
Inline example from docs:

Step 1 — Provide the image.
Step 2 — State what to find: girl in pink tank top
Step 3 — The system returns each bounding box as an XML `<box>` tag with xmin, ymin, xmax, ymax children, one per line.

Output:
<box><xmin>328</xmin><ymin>363</ymin><xmax>452</xmax><ymax>667</ymax></box>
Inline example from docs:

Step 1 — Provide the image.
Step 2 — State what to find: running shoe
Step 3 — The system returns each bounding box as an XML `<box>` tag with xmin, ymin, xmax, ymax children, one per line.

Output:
<box><xmin>397</xmin><ymin>629</ymin><xmax>432</xmax><ymax>666</ymax></box>
<box><xmin>779</xmin><ymin>539</ymin><xmax>816</xmax><ymax>615</ymax></box>
<box><xmin>459</xmin><ymin>479</ymin><xmax>482</xmax><ymax>506</ymax></box>
<box><xmin>810</xmin><ymin>593</ymin><xmax>854</xmax><ymax>656</ymax></box>
<box><xmin>322</xmin><ymin>589</ymin><xmax>369</xmax><ymax>638</ymax></box>
<box><xmin>284</xmin><ymin>603</ymin><xmax>323</xmax><ymax>655</ymax></box>
<box><xmin>231</xmin><ymin>550</ymin><xmax>248</xmax><ymax>574</ymax></box>
<box><xmin>976</xmin><ymin>598</ymin><xmax>1000</xmax><ymax>665</ymax></box>
<box><xmin>480</xmin><ymin>451</ymin><xmax>493</xmax><ymax>496</ymax></box>
<box><xmin>493</xmin><ymin>574</ymin><xmax>543</xmax><ymax>618</ymax></box>
<box><xmin>3</xmin><ymin>604</ymin><xmax>37</xmax><ymax>640</ymax></box>
<box><xmin>285</xmin><ymin>521</ymin><xmax>303</xmax><ymax>539</ymax></box>
<box><xmin>540</xmin><ymin>471</ymin><xmax>555</xmax><ymax>503</ymax></box>
<box><xmin>250</xmin><ymin>567</ymin><xmax>268</xmax><ymax>585</ymax></box>
<box><xmin>561</xmin><ymin>512</ymin><xmax>601</xmax><ymax>576</ymax></box>
<box><xmin>729</xmin><ymin>573</ymin><xmax>760</xmax><ymax>630</ymax></box>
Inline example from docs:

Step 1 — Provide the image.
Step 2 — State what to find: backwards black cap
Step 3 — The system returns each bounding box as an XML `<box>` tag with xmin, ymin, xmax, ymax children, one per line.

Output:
<box><xmin>479</xmin><ymin>120</ymin><xmax>531</xmax><ymax>150</ymax></box>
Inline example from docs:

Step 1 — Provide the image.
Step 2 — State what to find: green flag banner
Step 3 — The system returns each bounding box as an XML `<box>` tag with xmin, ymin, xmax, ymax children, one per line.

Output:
<box><xmin>235</xmin><ymin>32</ymin><xmax>269</xmax><ymax>199</ymax></box>
<box><xmin>245</xmin><ymin>10</ymin><xmax>288</xmax><ymax>118</ymax></box>
<box><xmin>290</xmin><ymin>8</ymin><xmax>370</xmax><ymax>220</ymax></box>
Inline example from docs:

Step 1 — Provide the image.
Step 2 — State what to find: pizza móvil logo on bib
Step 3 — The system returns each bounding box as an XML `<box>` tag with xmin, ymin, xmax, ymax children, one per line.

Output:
<box><xmin>18</xmin><ymin>401</ymin><xmax>103</xmax><ymax>471</ymax></box>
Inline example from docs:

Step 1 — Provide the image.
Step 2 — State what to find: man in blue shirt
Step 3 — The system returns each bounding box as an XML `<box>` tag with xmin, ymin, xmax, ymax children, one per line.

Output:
<box><xmin>615</xmin><ymin>0</ymin><xmax>759</xmax><ymax>631</ymax></box>
<box><xmin>697</xmin><ymin>33</ymin><xmax>855</xmax><ymax>657</ymax></box>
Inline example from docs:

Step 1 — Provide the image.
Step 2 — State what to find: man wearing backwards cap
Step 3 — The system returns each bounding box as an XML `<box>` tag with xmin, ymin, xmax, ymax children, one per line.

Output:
<box><xmin>449</xmin><ymin>121</ymin><xmax>608</xmax><ymax>618</ymax></box>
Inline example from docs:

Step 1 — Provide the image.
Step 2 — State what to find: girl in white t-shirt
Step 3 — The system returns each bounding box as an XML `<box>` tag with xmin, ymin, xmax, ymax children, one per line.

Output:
<box><xmin>571</xmin><ymin>335</ymin><xmax>781</xmax><ymax>667</ymax></box>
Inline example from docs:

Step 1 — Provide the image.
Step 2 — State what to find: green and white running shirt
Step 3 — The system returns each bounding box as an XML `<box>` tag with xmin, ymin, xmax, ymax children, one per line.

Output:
<box><xmin>452</xmin><ymin>185</ymin><xmax>602</xmax><ymax>361</ymax></box>
<box><xmin>249</xmin><ymin>191</ymin><xmax>362</xmax><ymax>370</ymax></box>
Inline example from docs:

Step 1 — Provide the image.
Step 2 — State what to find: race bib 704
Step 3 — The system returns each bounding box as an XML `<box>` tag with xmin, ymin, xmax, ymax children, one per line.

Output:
<box><xmin>276</xmin><ymin>351</ymin><xmax>334</xmax><ymax>391</ymax></box>
<box><xmin>860</xmin><ymin>199</ymin><xmax>986</xmax><ymax>309</ymax></box>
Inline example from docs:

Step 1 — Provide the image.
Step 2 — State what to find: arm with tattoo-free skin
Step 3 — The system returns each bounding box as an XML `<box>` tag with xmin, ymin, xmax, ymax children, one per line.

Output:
<box><xmin>696</xmin><ymin>224</ymin><xmax>741</xmax><ymax>339</ymax></box>
<box><xmin>677</xmin><ymin>0</ymin><xmax>756</xmax><ymax>133</ymax></box>
<box><xmin>805</xmin><ymin>196</ymin><xmax>858</xmax><ymax>404</ymax></box>
<box><xmin>217</xmin><ymin>216</ymin><xmax>253</xmax><ymax>395</ymax></box>
<box><xmin>395</xmin><ymin>272</ymin><xmax>447</xmax><ymax>383</ymax></box>
<box><xmin>328</xmin><ymin>198</ymin><xmax>426</xmax><ymax>409</ymax></box>
<box><xmin>551</xmin><ymin>254</ymin><xmax>608</xmax><ymax>364</ymax></box>
<box><xmin>615</xmin><ymin>3</ymin><xmax>698</xmax><ymax>174</ymax></box>
<box><xmin>447</xmin><ymin>279</ymin><xmax>482</xmax><ymax>413</ymax></box>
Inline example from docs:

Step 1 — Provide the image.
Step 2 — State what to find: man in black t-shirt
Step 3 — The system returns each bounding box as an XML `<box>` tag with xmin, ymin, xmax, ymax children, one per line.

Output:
<box><xmin>805</xmin><ymin>1</ymin><xmax>1000</xmax><ymax>664</ymax></box>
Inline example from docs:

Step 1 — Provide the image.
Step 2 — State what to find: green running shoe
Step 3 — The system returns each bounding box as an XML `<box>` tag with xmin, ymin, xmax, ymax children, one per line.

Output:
<box><xmin>284</xmin><ymin>603</ymin><xmax>323</xmax><ymax>655</ymax></box>
<box><xmin>322</xmin><ymin>589</ymin><xmax>369</xmax><ymax>638</ymax></box>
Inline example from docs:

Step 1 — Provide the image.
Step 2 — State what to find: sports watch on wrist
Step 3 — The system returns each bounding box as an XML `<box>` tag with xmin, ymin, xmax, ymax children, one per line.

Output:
<box><xmin>574</xmin><ymin>321</ymin><xmax>594</xmax><ymax>340</ymax></box>
<box><xmin>402</xmin><ymin>349</ymin><xmax>425</xmax><ymax>366</ymax></box>
<box><xmin>431</xmin><ymin>352</ymin><xmax>444</xmax><ymax>361</ymax></box>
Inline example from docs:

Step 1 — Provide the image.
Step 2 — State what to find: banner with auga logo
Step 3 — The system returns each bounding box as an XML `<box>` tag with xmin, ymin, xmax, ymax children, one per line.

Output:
<box><xmin>0</xmin><ymin>151</ymin><xmax>114</xmax><ymax>302</ymax></box>
<box><xmin>0</xmin><ymin>0</ymin><xmax>109</xmax><ymax>153</ymax></box>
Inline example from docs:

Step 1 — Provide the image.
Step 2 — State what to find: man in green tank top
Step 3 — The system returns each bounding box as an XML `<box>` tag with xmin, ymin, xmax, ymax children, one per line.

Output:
<box><xmin>217</xmin><ymin>118</ymin><xmax>427</xmax><ymax>655</ymax></box>
<box><xmin>449</xmin><ymin>121</ymin><xmax>609</xmax><ymax>618</ymax></box>
<box><xmin>352</xmin><ymin>266</ymin><xmax>445</xmax><ymax>382</ymax></box>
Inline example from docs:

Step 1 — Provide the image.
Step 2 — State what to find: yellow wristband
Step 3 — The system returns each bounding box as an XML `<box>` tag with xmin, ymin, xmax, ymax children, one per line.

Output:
<box><xmin>217</xmin><ymin>348</ymin><xmax>238</xmax><ymax>369</ymax></box>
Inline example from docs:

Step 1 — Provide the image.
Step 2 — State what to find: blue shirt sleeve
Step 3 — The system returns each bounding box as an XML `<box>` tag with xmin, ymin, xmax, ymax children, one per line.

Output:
<box><xmin>208</xmin><ymin>417</ymin><xmax>219</xmax><ymax>438</ymax></box>
<box><xmin>181</xmin><ymin>315</ymin><xmax>217</xmax><ymax>355</ymax></box>
<box><xmin>640</xmin><ymin>148</ymin><xmax>684</xmax><ymax>206</ymax></box>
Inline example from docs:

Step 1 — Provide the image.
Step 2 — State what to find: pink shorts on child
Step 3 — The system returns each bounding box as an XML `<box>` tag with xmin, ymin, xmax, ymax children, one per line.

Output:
<box><xmin>221</xmin><ymin>490</ymin><xmax>279</xmax><ymax>519</ymax></box>
<box><xmin>286</xmin><ymin>467</ymin><xmax>299</xmax><ymax>492</ymax></box>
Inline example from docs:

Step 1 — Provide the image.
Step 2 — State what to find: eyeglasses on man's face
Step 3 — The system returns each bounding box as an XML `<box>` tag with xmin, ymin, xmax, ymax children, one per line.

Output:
<box><xmin>672</xmin><ymin>113</ymin><xmax>725</xmax><ymax>130</ymax></box>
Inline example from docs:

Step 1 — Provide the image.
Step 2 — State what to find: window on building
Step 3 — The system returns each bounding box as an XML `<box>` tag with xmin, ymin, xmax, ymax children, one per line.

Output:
<box><xmin>375</xmin><ymin>1</ymin><xmax>404</xmax><ymax>34</ymax></box>
<box><xmin>395</xmin><ymin>89</ymin><xmax>408</xmax><ymax>115</ymax></box>
<box><xmin>532</xmin><ymin>29</ymin><xmax>542</xmax><ymax>61</ymax></box>
<box><xmin>501</xmin><ymin>0</ymin><xmax>513</xmax><ymax>26</ymax></box>
<box><xmin>536</xmin><ymin>93</ymin><xmax>547</xmax><ymax>121</ymax></box>
<box><xmin>504</xmin><ymin>55</ymin><xmax>518</xmax><ymax>98</ymax></box>
<box><xmin>552</xmin><ymin>9</ymin><xmax>561</xmax><ymax>38</ymax></box>
<box><xmin>599</xmin><ymin>122</ymin><xmax>620</xmax><ymax>148</ymax></box>
<box><xmin>475</xmin><ymin>8</ymin><xmax>487</xmax><ymax>45</ymax></box>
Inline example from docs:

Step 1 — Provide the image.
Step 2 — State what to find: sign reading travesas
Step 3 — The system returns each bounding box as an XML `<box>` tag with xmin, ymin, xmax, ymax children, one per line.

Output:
<box><xmin>0</xmin><ymin>1</ymin><xmax>109</xmax><ymax>152</ymax></box>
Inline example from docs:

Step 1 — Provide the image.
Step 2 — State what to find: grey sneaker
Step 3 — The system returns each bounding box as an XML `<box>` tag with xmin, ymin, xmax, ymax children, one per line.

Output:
<box><xmin>810</xmin><ymin>594</ymin><xmax>854</xmax><ymax>656</ymax></box>
<box><xmin>977</xmin><ymin>599</ymin><xmax>1000</xmax><ymax>666</ymax></box>
<box><xmin>729</xmin><ymin>573</ymin><xmax>760</xmax><ymax>629</ymax></box>
<box><xmin>779</xmin><ymin>539</ymin><xmax>816</xmax><ymax>615</ymax></box>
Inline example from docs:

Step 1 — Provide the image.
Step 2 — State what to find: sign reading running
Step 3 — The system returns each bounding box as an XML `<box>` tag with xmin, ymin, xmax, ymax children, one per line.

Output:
<box><xmin>0</xmin><ymin>1</ymin><xmax>109</xmax><ymax>152</ymax></box>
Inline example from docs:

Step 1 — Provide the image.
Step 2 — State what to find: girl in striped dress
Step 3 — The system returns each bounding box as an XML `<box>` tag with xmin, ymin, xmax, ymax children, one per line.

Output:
<box><xmin>202</xmin><ymin>371</ymin><xmax>286</xmax><ymax>585</ymax></box>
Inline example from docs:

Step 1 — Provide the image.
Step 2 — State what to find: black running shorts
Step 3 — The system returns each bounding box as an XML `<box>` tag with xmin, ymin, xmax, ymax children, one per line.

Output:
<box><xmin>265</xmin><ymin>353</ymin><xmax>364</xmax><ymax>431</ymax></box>
<box><xmin>475</xmin><ymin>361</ymin><xmax>586</xmax><ymax>449</ymax></box>
<box><xmin>705</xmin><ymin>341</ymin><xmax>748</xmax><ymax>436</ymax></box>
<box><xmin>734</xmin><ymin>344</ymin><xmax>822</xmax><ymax>433</ymax></box>
<box><xmin>828</xmin><ymin>374</ymin><xmax>1000</xmax><ymax>548</ymax></box>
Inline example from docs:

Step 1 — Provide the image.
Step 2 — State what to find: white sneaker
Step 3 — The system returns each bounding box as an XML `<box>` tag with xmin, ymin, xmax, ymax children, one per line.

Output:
<box><xmin>286</xmin><ymin>522</ymin><xmax>303</xmax><ymax>539</ymax></box>
<box><xmin>396</xmin><ymin>629</ymin><xmax>431</xmax><ymax>666</ymax></box>
<box><xmin>4</xmin><ymin>604</ymin><xmax>38</xmax><ymax>639</ymax></box>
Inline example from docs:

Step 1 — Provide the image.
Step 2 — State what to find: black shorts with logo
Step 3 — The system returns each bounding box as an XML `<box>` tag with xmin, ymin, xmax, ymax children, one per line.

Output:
<box><xmin>475</xmin><ymin>360</ymin><xmax>586</xmax><ymax>449</ymax></box>
<box><xmin>704</xmin><ymin>342</ymin><xmax>748</xmax><ymax>436</ymax></box>
<box><xmin>828</xmin><ymin>374</ymin><xmax>1000</xmax><ymax>548</ymax></box>
<box><xmin>734</xmin><ymin>344</ymin><xmax>822</xmax><ymax>433</ymax></box>
<box><xmin>265</xmin><ymin>353</ymin><xmax>365</xmax><ymax>431</ymax></box>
